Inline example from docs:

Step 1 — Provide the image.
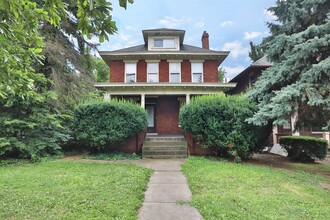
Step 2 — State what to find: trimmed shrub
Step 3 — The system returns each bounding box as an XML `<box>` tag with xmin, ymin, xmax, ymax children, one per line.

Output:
<box><xmin>74</xmin><ymin>100</ymin><xmax>147</xmax><ymax>152</ymax></box>
<box><xmin>180</xmin><ymin>94</ymin><xmax>269</xmax><ymax>160</ymax></box>
<box><xmin>279</xmin><ymin>136</ymin><xmax>328</xmax><ymax>162</ymax></box>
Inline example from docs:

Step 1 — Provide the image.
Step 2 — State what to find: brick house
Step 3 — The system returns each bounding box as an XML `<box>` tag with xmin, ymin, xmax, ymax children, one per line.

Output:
<box><xmin>95</xmin><ymin>28</ymin><xmax>236</xmax><ymax>156</ymax></box>
<box><xmin>227</xmin><ymin>57</ymin><xmax>330</xmax><ymax>150</ymax></box>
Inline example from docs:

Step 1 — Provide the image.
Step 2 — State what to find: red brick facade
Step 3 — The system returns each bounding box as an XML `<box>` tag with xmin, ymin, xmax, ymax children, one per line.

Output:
<box><xmin>109</xmin><ymin>59</ymin><xmax>219</xmax><ymax>83</ymax></box>
<box><xmin>109</xmin><ymin>61</ymin><xmax>124</xmax><ymax>82</ymax></box>
<box><xmin>156</xmin><ymin>96</ymin><xmax>182</xmax><ymax>135</ymax></box>
<box><xmin>116</xmin><ymin>129</ymin><xmax>147</xmax><ymax>153</ymax></box>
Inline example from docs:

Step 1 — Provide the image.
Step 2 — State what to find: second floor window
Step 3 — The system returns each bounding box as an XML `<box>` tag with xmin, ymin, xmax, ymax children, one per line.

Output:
<box><xmin>191</xmin><ymin>62</ymin><xmax>203</xmax><ymax>82</ymax></box>
<box><xmin>147</xmin><ymin>63</ymin><xmax>159</xmax><ymax>83</ymax></box>
<box><xmin>169</xmin><ymin>62</ymin><xmax>181</xmax><ymax>83</ymax></box>
<box><xmin>125</xmin><ymin>63</ymin><xmax>137</xmax><ymax>83</ymax></box>
<box><xmin>153</xmin><ymin>38</ymin><xmax>175</xmax><ymax>48</ymax></box>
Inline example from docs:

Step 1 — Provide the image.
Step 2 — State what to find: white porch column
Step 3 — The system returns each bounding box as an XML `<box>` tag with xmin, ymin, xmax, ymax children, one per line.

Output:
<box><xmin>141</xmin><ymin>93</ymin><xmax>145</xmax><ymax>108</ymax></box>
<box><xmin>324</xmin><ymin>132</ymin><xmax>330</xmax><ymax>146</ymax></box>
<box><xmin>291</xmin><ymin>113</ymin><xmax>300</xmax><ymax>136</ymax></box>
<box><xmin>272</xmin><ymin>126</ymin><xmax>278</xmax><ymax>144</ymax></box>
<box><xmin>186</xmin><ymin>94</ymin><xmax>190</xmax><ymax>104</ymax></box>
<box><xmin>104</xmin><ymin>92</ymin><xmax>111</xmax><ymax>101</ymax></box>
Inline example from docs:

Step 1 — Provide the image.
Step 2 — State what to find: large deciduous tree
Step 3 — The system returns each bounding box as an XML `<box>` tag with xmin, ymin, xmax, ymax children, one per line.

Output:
<box><xmin>0</xmin><ymin>0</ymin><xmax>133</xmax><ymax>159</ymax></box>
<box><xmin>248</xmin><ymin>0</ymin><xmax>330</xmax><ymax>130</ymax></box>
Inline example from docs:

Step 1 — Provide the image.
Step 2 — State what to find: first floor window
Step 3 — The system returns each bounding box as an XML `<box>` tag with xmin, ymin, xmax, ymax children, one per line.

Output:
<box><xmin>192</xmin><ymin>62</ymin><xmax>203</xmax><ymax>82</ymax></box>
<box><xmin>125</xmin><ymin>63</ymin><xmax>137</xmax><ymax>83</ymax></box>
<box><xmin>169</xmin><ymin>62</ymin><xmax>181</xmax><ymax>82</ymax></box>
<box><xmin>147</xmin><ymin>63</ymin><xmax>159</xmax><ymax>82</ymax></box>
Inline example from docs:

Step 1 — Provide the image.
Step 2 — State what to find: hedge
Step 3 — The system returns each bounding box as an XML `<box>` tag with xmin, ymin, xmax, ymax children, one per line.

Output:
<box><xmin>180</xmin><ymin>94</ymin><xmax>269</xmax><ymax>160</ymax></box>
<box><xmin>73</xmin><ymin>100</ymin><xmax>147</xmax><ymax>152</ymax></box>
<box><xmin>279</xmin><ymin>136</ymin><xmax>328</xmax><ymax>162</ymax></box>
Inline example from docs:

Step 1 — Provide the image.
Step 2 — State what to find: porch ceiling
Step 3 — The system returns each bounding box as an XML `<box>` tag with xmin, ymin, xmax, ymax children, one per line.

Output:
<box><xmin>94</xmin><ymin>82</ymin><xmax>237</xmax><ymax>94</ymax></box>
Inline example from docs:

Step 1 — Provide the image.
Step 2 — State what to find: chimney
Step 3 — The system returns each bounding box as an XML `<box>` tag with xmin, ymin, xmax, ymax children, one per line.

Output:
<box><xmin>201</xmin><ymin>31</ymin><xmax>209</xmax><ymax>49</ymax></box>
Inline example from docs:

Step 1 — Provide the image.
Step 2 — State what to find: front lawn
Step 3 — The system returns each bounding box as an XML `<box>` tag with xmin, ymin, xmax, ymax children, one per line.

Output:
<box><xmin>182</xmin><ymin>157</ymin><xmax>330</xmax><ymax>220</ymax></box>
<box><xmin>0</xmin><ymin>161</ymin><xmax>152</xmax><ymax>219</ymax></box>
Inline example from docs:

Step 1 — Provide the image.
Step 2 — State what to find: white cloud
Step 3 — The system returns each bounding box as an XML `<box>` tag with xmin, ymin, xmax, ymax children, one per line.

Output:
<box><xmin>222</xmin><ymin>66</ymin><xmax>245</xmax><ymax>79</ymax></box>
<box><xmin>195</xmin><ymin>21</ymin><xmax>204</xmax><ymax>28</ymax></box>
<box><xmin>119</xmin><ymin>33</ymin><xmax>131</xmax><ymax>41</ymax></box>
<box><xmin>125</xmin><ymin>25</ymin><xmax>138</xmax><ymax>31</ymax></box>
<box><xmin>159</xmin><ymin>16</ymin><xmax>189</xmax><ymax>28</ymax></box>
<box><xmin>243</xmin><ymin>31</ymin><xmax>262</xmax><ymax>40</ymax></box>
<box><xmin>220</xmin><ymin>20</ymin><xmax>235</xmax><ymax>27</ymax></box>
<box><xmin>222</xmin><ymin>41</ymin><xmax>249</xmax><ymax>58</ymax></box>
<box><xmin>264</xmin><ymin>9</ymin><xmax>277</xmax><ymax>20</ymax></box>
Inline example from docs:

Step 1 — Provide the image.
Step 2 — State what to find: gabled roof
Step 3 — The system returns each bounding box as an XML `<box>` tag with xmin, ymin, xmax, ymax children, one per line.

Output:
<box><xmin>229</xmin><ymin>56</ymin><xmax>272</xmax><ymax>82</ymax></box>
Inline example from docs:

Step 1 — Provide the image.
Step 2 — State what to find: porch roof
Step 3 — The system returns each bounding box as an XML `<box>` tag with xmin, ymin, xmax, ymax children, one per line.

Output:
<box><xmin>94</xmin><ymin>82</ymin><xmax>237</xmax><ymax>95</ymax></box>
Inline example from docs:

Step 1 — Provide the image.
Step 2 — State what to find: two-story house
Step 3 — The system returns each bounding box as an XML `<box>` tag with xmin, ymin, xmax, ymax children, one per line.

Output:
<box><xmin>96</xmin><ymin>28</ymin><xmax>235</xmax><ymax>136</ymax></box>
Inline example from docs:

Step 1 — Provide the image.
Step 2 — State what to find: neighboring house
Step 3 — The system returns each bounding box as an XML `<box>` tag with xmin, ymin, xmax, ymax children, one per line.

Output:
<box><xmin>227</xmin><ymin>57</ymin><xmax>330</xmax><ymax>149</ymax></box>
<box><xmin>95</xmin><ymin>28</ymin><xmax>236</xmax><ymax>155</ymax></box>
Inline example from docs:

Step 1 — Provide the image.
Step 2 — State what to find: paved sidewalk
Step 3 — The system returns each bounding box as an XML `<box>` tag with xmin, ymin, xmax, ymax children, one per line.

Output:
<box><xmin>134</xmin><ymin>159</ymin><xmax>202</xmax><ymax>220</ymax></box>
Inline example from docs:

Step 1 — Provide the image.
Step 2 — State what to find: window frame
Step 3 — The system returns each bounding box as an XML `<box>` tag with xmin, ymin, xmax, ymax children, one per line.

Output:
<box><xmin>153</xmin><ymin>38</ymin><xmax>175</xmax><ymax>49</ymax></box>
<box><xmin>147</xmin><ymin>62</ymin><xmax>159</xmax><ymax>83</ymax></box>
<box><xmin>169</xmin><ymin>61</ymin><xmax>182</xmax><ymax>83</ymax></box>
<box><xmin>124</xmin><ymin>62</ymin><xmax>137</xmax><ymax>83</ymax></box>
<box><xmin>191</xmin><ymin>61</ymin><xmax>204</xmax><ymax>83</ymax></box>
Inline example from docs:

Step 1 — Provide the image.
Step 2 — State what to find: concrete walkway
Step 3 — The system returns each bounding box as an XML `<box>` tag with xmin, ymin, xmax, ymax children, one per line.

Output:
<box><xmin>134</xmin><ymin>159</ymin><xmax>202</xmax><ymax>220</ymax></box>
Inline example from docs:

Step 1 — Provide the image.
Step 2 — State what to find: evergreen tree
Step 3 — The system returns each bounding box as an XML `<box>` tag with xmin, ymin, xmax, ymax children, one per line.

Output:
<box><xmin>218</xmin><ymin>68</ymin><xmax>226</xmax><ymax>82</ymax></box>
<box><xmin>248</xmin><ymin>0</ymin><xmax>330</xmax><ymax>130</ymax></box>
<box><xmin>248</xmin><ymin>41</ymin><xmax>264</xmax><ymax>62</ymax></box>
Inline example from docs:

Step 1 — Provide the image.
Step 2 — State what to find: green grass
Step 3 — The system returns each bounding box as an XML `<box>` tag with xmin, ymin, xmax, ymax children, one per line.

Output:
<box><xmin>290</xmin><ymin>163</ymin><xmax>330</xmax><ymax>173</ymax></box>
<box><xmin>82</xmin><ymin>152</ymin><xmax>141</xmax><ymax>160</ymax></box>
<box><xmin>182</xmin><ymin>157</ymin><xmax>330</xmax><ymax>220</ymax></box>
<box><xmin>0</xmin><ymin>161</ymin><xmax>152</xmax><ymax>219</ymax></box>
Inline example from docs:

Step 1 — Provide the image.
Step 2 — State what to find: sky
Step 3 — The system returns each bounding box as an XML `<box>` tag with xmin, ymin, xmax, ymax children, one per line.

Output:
<box><xmin>98</xmin><ymin>0</ymin><xmax>277</xmax><ymax>79</ymax></box>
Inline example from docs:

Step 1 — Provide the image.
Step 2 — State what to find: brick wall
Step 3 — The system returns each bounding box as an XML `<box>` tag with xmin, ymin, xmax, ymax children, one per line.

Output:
<box><xmin>203</xmin><ymin>60</ymin><xmax>219</xmax><ymax>82</ymax></box>
<box><xmin>159</xmin><ymin>60</ymin><xmax>169</xmax><ymax>82</ymax></box>
<box><xmin>156</xmin><ymin>96</ymin><xmax>182</xmax><ymax>134</ymax></box>
<box><xmin>116</xmin><ymin>129</ymin><xmax>147</xmax><ymax>153</ymax></box>
<box><xmin>184</xmin><ymin>133</ymin><xmax>216</xmax><ymax>155</ymax></box>
<box><xmin>137</xmin><ymin>60</ymin><xmax>147</xmax><ymax>82</ymax></box>
<box><xmin>109</xmin><ymin>59</ymin><xmax>219</xmax><ymax>83</ymax></box>
<box><xmin>181</xmin><ymin>60</ymin><xmax>191</xmax><ymax>82</ymax></box>
<box><xmin>109</xmin><ymin>61</ymin><xmax>124</xmax><ymax>82</ymax></box>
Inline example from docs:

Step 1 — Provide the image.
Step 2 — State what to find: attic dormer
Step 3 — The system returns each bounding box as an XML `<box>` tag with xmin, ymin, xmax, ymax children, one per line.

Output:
<box><xmin>142</xmin><ymin>28</ymin><xmax>185</xmax><ymax>51</ymax></box>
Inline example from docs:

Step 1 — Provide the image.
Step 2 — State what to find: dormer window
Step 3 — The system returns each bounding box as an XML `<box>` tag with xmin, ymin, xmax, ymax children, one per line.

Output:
<box><xmin>153</xmin><ymin>38</ymin><xmax>175</xmax><ymax>48</ymax></box>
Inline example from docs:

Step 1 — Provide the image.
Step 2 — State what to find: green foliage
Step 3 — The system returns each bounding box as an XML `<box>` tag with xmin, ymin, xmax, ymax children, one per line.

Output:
<box><xmin>182</xmin><ymin>157</ymin><xmax>330</xmax><ymax>219</ymax></box>
<box><xmin>248</xmin><ymin>0</ymin><xmax>330</xmax><ymax>129</ymax></box>
<box><xmin>248</xmin><ymin>41</ymin><xmax>264</xmax><ymax>62</ymax></box>
<box><xmin>180</xmin><ymin>94</ymin><xmax>269</xmax><ymax>159</ymax></box>
<box><xmin>279</xmin><ymin>136</ymin><xmax>328</xmax><ymax>162</ymax></box>
<box><xmin>82</xmin><ymin>151</ymin><xmax>141</xmax><ymax>160</ymax></box>
<box><xmin>74</xmin><ymin>100</ymin><xmax>147</xmax><ymax>151</ymax></box>
<box><xmin>0</xmin><ymin>161</ymin><xmax>152</xmax><ymax>219</ymax></box>
<box><xmin>0</xmin><ymin>78</ymin><xmax>69</xmax><ymax>160</ymax></box>
<box><xmin>218</xmin><ymin>67</ymin><xmax>226</xmax><ymax>82</ymax></box>
<box><xmin>93</xmin><ymin>57</ymin><xmax>110</xmax><ymax>82</ymax></box>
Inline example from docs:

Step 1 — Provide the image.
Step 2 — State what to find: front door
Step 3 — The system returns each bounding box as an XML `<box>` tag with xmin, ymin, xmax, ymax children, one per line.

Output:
<box><xmin>146</xmin><ymin>105</ymin><xmax>156</xmax><ymax>133</ymax></box>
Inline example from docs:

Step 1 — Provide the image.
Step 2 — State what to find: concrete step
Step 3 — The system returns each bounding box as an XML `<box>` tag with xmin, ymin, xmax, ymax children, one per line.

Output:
<box><xmin>143</xmin><ymin>141</ymin><xmax>186</xmax><ymax>146</ymax></box>
<box><xmin>143</xmin><ymin>146</ymin><xmax>187</xmax><ymax>151</ymax></box>
<box><xmin>143</xmin><ymin>150</ymin><xmax>188</xmax><ymax>155</ymax></box>
<box><xmin>143</xmin><ymin>155</ymin><xmax>188</xmax><ymax>159</ymax></box>
<box><xmin>145</xmin><ymin>136</ymin><xmax>185</xmax><ymax>142</ymax></box>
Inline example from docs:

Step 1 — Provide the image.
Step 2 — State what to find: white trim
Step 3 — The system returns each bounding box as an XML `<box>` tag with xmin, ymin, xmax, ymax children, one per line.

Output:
<box><xmin>145</xmin><ymin>60</ymin><xmax>160</xmax><ymax>63</ymax></box>
<box><xmin>147</xmin><ymin>62</ymin><xmax>159</xmax><ymax>83</ymax></box>
<box><xmin>168</xmin><ymin>60</ymin><xmax>183</xmax><ymax>63</ymax></box>
<box><xmin>123</xmin><ymin>60</ymin><xmax>138</xmax><ymax>63</ymax></box>
<box><xmin>169</xmin><ymin>62</ymin><xmax>181</xmax><ymax>83</ymax></box>
<box><xmin>124</xmin><ymin>62</ymin><xmax>137</xmax><ymax>83</ymax></box>
<box><xmin>190</xmin><ymin>60</ymin><xmax>205</xmax><ymax>63</ymax></box>
<box><xmin>191</xmin><ymin>62</ymin><xmax>204</xmax><ymax>83</ymax></box>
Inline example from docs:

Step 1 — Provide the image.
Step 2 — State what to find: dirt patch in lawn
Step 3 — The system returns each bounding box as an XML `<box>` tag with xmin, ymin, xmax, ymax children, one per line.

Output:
<box><xmin>247</xmin><ymin>153</ymin><xmax>330</xmax><ymax>179</ymax></box>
